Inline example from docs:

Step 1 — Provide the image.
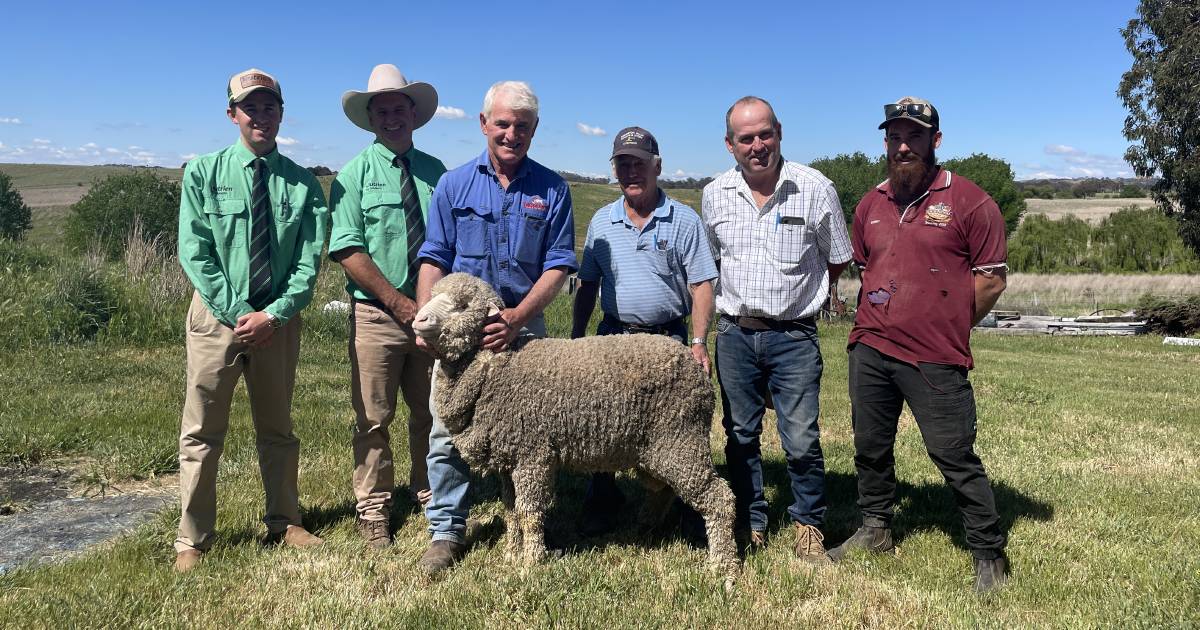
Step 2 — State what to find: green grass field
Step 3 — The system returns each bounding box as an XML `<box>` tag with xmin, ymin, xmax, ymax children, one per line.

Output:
<box><xmin>1</xmin><ymin>164</ymin><xmax>1198</xmax><ymax>627</ymax></box>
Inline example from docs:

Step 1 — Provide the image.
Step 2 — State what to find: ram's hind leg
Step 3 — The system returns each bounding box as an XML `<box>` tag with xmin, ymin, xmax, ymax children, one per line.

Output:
<box><xmin>641</xmin><ymin>446</ymin><xmax>739</xmax><ymax>580</ymax></box>
<box><xmin>499</xmin><ymin>472</ymin><xmax>522</xmax><ymax>559</ymax></box>
<box><xmin>510</xmin><ymin>463</ymin><xmax>555</xmax><ymax>564</ymax></box>
<box><xmin>635</xmin><ymin>469</ymin><xmax>675</xmax><ymax>533</ymax></box>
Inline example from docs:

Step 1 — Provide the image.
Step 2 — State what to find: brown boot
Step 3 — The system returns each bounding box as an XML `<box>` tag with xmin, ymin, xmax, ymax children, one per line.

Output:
<box><xmin>356</xmin><ymin>517</ymin><xmax>392</xmax><ymax>550</ymax></box>
<box><xmin>793</xmin><ymin>523</ymin><xmax>831</xmax><ymax>565</ymax></box>
<box><xmin>418</xmin><ymin>539</ymin><xmax>466</xmax><ymax>578</ymax></box>
<box><xmin>263</xmin><ymin>524</ymin><xmax>324</xmax><ymax>548</ymax></box>
<box><xmin>174</xmin><ymin>549</ymin><xmax>203</xmax><ymax>573</ymax></box>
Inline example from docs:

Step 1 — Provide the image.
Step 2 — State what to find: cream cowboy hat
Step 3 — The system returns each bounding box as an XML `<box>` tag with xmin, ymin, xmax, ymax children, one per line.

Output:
<box><xmin>341</xmin><ymin>64</ymin><xmax>438</xmax><ymax>133</ymax></box>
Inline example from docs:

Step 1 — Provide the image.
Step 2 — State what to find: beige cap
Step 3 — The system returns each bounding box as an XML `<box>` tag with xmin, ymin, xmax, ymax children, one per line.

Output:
<box><xmin>227</xmin><ymin>68</ymin><xmax>283</xmax><ymax>105</ymax></box>
<box><xmin>341</xmin><ymin>64</ymin><xmax>438</xmax><ymax>133</ymax></box>
<box><xmin>879</xmin><ymin>96</ymin><xmax>939</xmax><ymax>130</ymax></box>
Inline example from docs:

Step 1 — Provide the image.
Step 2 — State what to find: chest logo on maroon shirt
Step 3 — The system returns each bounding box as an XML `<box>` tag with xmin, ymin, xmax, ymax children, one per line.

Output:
<box><xmin>523</xmin><ymin>196</ymin><xmax>548</xmax><ymax>212</ymax></box>
<box><xmin>925</xmin><ymin>203</ymin><xmax>953</xmax><ymax>227</ymax></box>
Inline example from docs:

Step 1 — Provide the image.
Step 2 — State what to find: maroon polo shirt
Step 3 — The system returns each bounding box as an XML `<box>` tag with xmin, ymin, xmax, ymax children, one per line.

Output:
<box><xmin>848</xmin><ymin>168</ymin><xmax>1007</xmax><ymax>369</ymax></box>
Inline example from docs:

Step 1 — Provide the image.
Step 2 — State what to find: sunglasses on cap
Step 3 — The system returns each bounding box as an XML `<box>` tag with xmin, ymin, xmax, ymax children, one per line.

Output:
<box><xmin>884</xmin><ymin>103</ymin><xmax>932</xmax><ymax>120</ymax></box>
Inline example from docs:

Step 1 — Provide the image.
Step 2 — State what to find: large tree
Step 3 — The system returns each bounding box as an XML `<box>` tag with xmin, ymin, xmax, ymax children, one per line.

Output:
<box><xmin>1119</xmin><ymin>0</ymin><xmax>1200</xmax><ymax>253</ymax></box>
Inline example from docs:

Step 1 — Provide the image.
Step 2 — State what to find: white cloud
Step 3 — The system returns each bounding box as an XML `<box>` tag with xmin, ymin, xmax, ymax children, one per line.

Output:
<box><xmin>1045</xmin><ymin>144</ymin><xmax>1083</xmax><ymax>156</ymax></box>
<box><xmin>0</xmin><ymin>117</ymin><xmax>21</xmax><ymax>125</ymax></box>
<box><xmin>663</xmin><ymin>168</ymin><xmax>706</xmax><ymax>181</ymax></box>
<box><xmin>1022</xmin><ymin>171</ymin><xmax>1067</xmax><ymax>180</ymax></box>
<box><xmin>31</xmin><ymin>138</ymin><xmax>51</xmax><ymax>145</ymax></box>
<box><xmin>576</xmin><ymin>123</ymin><xmax>606</xmax><ymax>137</ymax></box>
<box><xmin>181</xmin><ymin>153</ymin><xmax>198</xmax><ymax>161</ymax></box>
<box><xmin>434</xmin><ymin>105</ymin><xmax>466</xmax><ymax>120</ymax></box>
<box><xmin>105</xmin><ymin>148</ymin><xmax>120</xmax><ymax>154</ymax></box>
<box><xmin>276</xmin><ymin>136</ymin><xmax>299</xmax><ymax>146</ymax></box>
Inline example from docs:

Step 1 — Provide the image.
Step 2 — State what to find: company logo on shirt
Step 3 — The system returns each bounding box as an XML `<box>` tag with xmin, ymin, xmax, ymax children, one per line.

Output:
<box><xmin>523</xmin><ymin>196</ymin><xmax>548</xmax><ymax>211</ymax></box>
<box><xmin>925</xmin><ymin>203</ymin><xmax>953</xmax><ymax>227</ymax></box>
<box><xmin>365</xmin><ymin>181</ymin><xmax>386</xmax><ymax>191</ymax></box>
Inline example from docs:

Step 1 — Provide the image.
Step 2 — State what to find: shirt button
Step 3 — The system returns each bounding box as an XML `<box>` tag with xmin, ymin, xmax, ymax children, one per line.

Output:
<box><xmin>499</xmin><ymin>261</ymin><xmax>508</xmax><ymax>269</ymax></box>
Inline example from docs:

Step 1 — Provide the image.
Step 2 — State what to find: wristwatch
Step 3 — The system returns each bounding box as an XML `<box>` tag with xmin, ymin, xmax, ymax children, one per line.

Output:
<box><xmin>267</xmin><ymin>313</ymin><xmax>283</xmax><ymax>329</ymax></box>
<box><xmin>690</xmin><ymin>336</ymin><xmax>706</xmax><ymax>346</ymax></box>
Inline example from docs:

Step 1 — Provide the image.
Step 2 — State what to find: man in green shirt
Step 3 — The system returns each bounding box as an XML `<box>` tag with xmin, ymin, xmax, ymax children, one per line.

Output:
<box><xmin>174</xmin><ymin>68</ymin><xmax>329</xmax><ymax>572</ymax></box>
<box><xmin>329</xmin><ymin>64</ymin><xmax>447</xmax><ymax>549</ymax></box>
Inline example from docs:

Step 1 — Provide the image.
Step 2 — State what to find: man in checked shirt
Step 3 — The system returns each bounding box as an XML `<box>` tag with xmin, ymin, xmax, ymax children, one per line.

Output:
<box><xmin>329</xmin><ymin>64</ymin><xmax>447</xmax><ymax>549</ymax></box>
<box><xmin>702</xmin><ymin>96</ymin><xmax>852</xmax><ymax>564</ymax></box>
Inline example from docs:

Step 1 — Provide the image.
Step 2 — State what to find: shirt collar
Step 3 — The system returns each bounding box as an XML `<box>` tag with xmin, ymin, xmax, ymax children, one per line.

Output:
<box><xmin>475</xmin><ymin>149</ymin><xmax>530</xmax><ymax>182</ymax></box>
<box><xmin>370</xmin><ymin>141</ymin><xmax>417</xmax><ymax>166</ymax></box>
<box><xmin>609</xmin><ymin>189</ymin><xmax>670</xmax><ymax>225</ymax></box>
<box><xmin>233</xmin><ymin>141</ymin><xmax>281</xmax><ymax>169</ymax></box>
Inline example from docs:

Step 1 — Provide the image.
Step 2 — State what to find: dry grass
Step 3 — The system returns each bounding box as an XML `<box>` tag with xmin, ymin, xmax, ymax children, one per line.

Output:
<box><xmin>1024</xmin><ymin>198</ymin><xmax>1157</xmax><ymax>224</ymax></box>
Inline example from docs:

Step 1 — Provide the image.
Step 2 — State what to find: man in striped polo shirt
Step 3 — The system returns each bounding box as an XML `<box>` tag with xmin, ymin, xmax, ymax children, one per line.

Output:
<box><xmin>175</xmin><ymin>68</ymin><xmax>328</xmax><ymax>572</ymax></box>
<box><xmin>330</xmin><ymin>64</ymin><xmax>446</xmax><ymax>549</ymax></box>
<box><xmin>702</xmin><ymin>96</ymin><xmax>852</xmax><ymax>563</ymax></box>
<box><xmin>571</xmin><ymin>126</ymin><xmax>717</xmax><ymax>536</ymax></box>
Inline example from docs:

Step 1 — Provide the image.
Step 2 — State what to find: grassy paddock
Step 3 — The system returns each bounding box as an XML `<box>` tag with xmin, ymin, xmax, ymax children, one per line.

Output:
<box><xmin>1</xmin><ymin>313</ymin><xmax>1198</xmax><ymax>626</ymax></box>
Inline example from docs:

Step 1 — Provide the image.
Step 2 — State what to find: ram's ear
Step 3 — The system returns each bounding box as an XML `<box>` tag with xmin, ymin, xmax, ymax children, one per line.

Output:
<box><xmin>487</xmin><ymin>304</ymin><xmax>502</xmax><ymax>319</ymax></box>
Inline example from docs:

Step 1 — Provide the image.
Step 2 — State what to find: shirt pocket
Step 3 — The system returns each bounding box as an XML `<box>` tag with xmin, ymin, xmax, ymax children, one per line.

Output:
<box><xmin>515</xmin><ymin>211</ymin><xmax>547</xmax><ymax>265</ymax></box>
<box><xmin>363</xmin><ymin>192</ymin><xmax>406</xmax><ymax>237</ymax></box>
<box><xmin>648</xmin><ymin>245</ymin><xmax>677</xmax><ymax>277</ymax></box>
<box><xmin>452</xmin><ymin>206</ymin><xmax>489</xmax><ymax>258</ymax></box>
<box><xmin>274</xmin><ymin>186</ymin><xmax>309</xmax><ymax>225</ymax></box>
<box><xmin>203</xmin><ymin>195</ymin><xmax>247</xmax><ymax>250</ymax></box>
<box><xmin>770</xmin><ymin>216</ymin><xmax>812</xmax><ymax>265</ymax></box>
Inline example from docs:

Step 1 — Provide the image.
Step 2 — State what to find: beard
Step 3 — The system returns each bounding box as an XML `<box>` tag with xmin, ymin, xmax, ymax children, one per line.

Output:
<box><xmin>887</xmin><ymin>146</ymin><xmax>938</xmax><ymax>206</ymax></box>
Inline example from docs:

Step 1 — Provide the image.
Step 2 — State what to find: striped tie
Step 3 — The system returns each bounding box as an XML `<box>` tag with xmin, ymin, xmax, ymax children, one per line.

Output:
<box><xmin>395</xmin><ymin>155</ymin><xmax>424</xmax><ymax>293</ymax></box>
<box><xmin>248</xmin><ymin>158</ymin><xmax>273</xmax><ymax>310</ymax></box>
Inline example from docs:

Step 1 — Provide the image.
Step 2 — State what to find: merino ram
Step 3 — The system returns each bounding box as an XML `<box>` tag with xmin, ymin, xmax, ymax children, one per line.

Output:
<box><xmin>412</xmin><ymin>273</ymin><xmax>738</xmax><ymax>580</ymax></box>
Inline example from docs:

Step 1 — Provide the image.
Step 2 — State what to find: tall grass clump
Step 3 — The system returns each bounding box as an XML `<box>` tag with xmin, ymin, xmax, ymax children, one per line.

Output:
<box><xmin>101</xmin><ymin>219</ymin><xmax>191</xmax><ymax>345</ymax></box>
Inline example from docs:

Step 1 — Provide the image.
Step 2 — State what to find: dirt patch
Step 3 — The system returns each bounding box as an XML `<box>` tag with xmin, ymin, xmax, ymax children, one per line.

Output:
<box><xmin>17</xmin><ymin>185</ymin><xmax>89</xmax><ymax>208</ymax></box>
<box><xmin>0</xmin><ymin>463</ymin><xmax>176</xmax><ymax>574</ymax></box>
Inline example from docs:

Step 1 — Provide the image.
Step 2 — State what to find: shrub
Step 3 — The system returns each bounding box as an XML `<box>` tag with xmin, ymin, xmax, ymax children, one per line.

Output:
<box><xmin>1136</xmin><ymin>294</ymin><xmax>1200</xmax><ymax>336</ymax></box>
<box><xmin>808</xmin><ymin>152</ymin><xmax>886</xmax><ymax>224</ymax></box>
<box><xmin>0</xmin><ymin>170</ymin><xmax>33</xmax><ymax>241</ymax></box>
<box><xmin>941</xmin><ymin>154</ymin><xmax>1026</xmax><ymax>236</ymax></box>
<box><xmin>66</xmin><ymin>171</ymin><xmax>181</xmax><ymax>260</ymax></box>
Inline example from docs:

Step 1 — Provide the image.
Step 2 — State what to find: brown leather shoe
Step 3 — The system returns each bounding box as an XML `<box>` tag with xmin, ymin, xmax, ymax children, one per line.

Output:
<box><xmin>174</xmin><ymin>549</ymin><xmax>203</xmax><ymax>573</ymax></box>
<box><xmin>793</xmin><ymin>523</ymin><xmax>832</xmax><ymax>565</ymax></box>
<box><xmin>356</xmin><ymin>517</ymin><xmax>392</xmax><ymax>550</ymax></box>
<box><xmin>284</xmin><ymin>525</ymin><xmax>323</xmax><ymax>548</ymax></box>
<box><xmin>418</xmin><ymin>539</ymin><xmax>466</xmax><ymax>578</ymax></box>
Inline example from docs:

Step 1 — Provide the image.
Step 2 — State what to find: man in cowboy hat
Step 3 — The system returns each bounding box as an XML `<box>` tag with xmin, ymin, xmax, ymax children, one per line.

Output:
<box><xmin>174</xmin><ymin>68</ymin><xmax>328</xmax><ymax>571</ymax></box>
<box><xmin>329</xmin><ymin>63</ymin><xmax>446</xmax><ymax>549</ymax></box>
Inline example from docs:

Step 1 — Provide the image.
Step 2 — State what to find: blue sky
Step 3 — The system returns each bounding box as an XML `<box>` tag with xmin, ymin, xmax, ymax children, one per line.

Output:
<box><xmin>0</xmin><ymin>1</ymin><xmax>1141</xmax><ymax>181</ymax></box>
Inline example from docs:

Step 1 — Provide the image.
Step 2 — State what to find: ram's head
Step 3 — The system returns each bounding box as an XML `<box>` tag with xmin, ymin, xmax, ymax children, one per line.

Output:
<box><xmin>413</xmin><ymin>273</ymin><xmax>504</xmax><ymax>363</ymax></box>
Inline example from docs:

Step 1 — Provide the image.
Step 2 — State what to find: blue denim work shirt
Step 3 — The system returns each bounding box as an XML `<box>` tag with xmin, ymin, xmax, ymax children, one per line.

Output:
<box><xmin>419</xmin><ymin>151</ymin><xmax>578</xmax><ymax>307</ymax></box>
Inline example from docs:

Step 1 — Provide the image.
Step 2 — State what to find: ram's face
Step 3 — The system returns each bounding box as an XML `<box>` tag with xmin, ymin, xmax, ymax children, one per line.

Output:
<box><xmin>413</xmin><ymin>276</ymin><xmax>502</xmax><ymax>360</ymax></box>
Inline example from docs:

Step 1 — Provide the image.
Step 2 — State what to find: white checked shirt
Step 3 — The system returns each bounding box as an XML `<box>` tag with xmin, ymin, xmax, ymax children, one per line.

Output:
<box><xmin>702</xmin><ymin>160</ymin><xmax>853</xmax><ymax>320</ymax></box>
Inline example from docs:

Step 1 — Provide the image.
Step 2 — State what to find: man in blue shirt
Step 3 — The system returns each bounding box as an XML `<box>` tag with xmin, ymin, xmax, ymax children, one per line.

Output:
<box><xmin>415</xmin><ymin>80</ymin><xmax>577</xmax><ymax>576</ymax></box>
<box><xmin>570</xmin><ymin>127</ymin><xmax>716</xmax><ymax>537</ymax></box>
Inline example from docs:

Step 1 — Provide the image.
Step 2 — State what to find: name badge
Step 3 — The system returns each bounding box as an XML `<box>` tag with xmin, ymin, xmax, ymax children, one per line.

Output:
<box><xmin>780</xmin><ymin>216</ymin><xmax>805</xmax><ymax>226</ymax></box>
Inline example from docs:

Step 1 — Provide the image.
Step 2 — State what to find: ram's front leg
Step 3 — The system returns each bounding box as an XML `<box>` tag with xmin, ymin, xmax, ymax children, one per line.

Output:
<box><xmin>499</xmin><ymin>472</ymin><xmax>522</xmax><ymax>559</ymax></box>
<box><xmin>510</xmin><ymin>463</ymin><xmax>555</xmax><ymax>565</ymax></box>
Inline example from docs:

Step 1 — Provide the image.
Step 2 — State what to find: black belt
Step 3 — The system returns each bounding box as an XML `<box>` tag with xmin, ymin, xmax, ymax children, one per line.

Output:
<box><xmin>352</xmin><ymin>296</ymin><xmax>390</xmax><ymax>311</ymax></box>
<box><xmin>602</xmin><ymin>314</ymin><xmax>684</xmax><ymax>335</ymax></box>
<box><xmin>721</xmin><ymin>313</ymin><xmax>814</xmax><ymax>331</ymax></box>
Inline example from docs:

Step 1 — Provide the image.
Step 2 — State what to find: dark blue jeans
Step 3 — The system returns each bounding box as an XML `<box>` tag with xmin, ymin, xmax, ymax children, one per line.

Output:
<box><xmin>715</xmin><ymin>316</ymin><xmax>826</xmax><ymax>532</ymax></box>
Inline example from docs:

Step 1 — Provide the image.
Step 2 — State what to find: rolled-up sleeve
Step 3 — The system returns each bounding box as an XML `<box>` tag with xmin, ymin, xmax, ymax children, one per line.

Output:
<box><xmin>418</xmin><ymin>179</ymin><xmax>456</xmax><ymax>271</ymax></box>
<box><xmin>328</xmin><ymin>173</ymin><xmax>365</xmax><ymax>256</ymax></box>
<box><xmin>542</xmin><ymin>181</ymin><xmax>578</xmax><ymax>272</ymax></box>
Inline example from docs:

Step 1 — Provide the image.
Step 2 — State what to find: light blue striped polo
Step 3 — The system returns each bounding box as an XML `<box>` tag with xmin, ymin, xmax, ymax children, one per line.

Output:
<box><xmin>578</xmin><ymin>191</ymin><xmax>718</xmax><ymax>326</ymax></box>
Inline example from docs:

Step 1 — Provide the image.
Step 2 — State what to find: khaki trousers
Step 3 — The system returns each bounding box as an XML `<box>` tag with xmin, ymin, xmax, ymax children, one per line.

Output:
<box><xmin>349</xmin><ymin>300</ymin><xmax>435</xmax><ymax>521</ymax></box>
<box><xmin>175</xmin><ymin>292</ymin><xmax>303</xmax><ymax>552</ymax></box>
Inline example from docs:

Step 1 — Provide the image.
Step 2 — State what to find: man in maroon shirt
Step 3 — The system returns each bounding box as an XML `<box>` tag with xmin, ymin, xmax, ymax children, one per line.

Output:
<box><xmin>829</xmin><ymin>97</ymin><xmax>1010</xmax><ymax>592</ymax></box>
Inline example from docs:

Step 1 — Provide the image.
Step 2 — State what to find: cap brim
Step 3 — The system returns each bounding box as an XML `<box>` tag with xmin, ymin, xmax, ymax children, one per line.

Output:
<box><xmin>611</xmin><ymin>147</ymin><xmax>656</xmax><ymax>161</ymax></box>
<box><xmin>341</xmin><ymin>82</ymin><xmax>439</xmax><ymax>133</ymax></box>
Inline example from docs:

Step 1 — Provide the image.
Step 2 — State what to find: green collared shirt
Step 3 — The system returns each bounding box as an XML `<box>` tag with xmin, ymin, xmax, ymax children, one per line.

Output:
<box><xmin>328</xmin><ymin>142</ymin><xmax>446</xmax><ymax>300</ymax></box>
<box><xmin>178</xmin><ymin>141</ymin><xmax>329</xmax><ymax>327</ymax></box>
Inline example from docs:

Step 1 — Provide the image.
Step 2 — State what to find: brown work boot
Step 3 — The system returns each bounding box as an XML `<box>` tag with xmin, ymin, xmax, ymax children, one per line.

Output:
<box><xmin>264</xmin><ymin>524</ymin><xmax>324</xmax><ymax>548</ymax></box>
<box><xmin>356</xmin><ymin>517</ymin><xmax>392</xmax><ymax>550</ymax></box>
<box><xmin>827</xmin><ymin>524</ymin><xmax>895</xmax><ymax>562</ymax></box>
<box><xmin>418</xmin><ymin>539</ymin><xmax>467</xmax><ymax>578</ymax></box>
<box><xmin>174</xmin><ymin>548</ymin><xmax>203</xmax><ymax>573</ymax></box>
<box><xmin>793</xmin><ymin>523</ymin><xmax>831</xmax><ymax>565</ymax></box>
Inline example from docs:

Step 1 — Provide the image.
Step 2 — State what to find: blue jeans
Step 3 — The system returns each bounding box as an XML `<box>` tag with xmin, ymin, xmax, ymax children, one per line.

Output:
<box><xmin>425</xmin><ymin>315</ymin><xmax>546</xmax><ymax>543</ymax></box>
<box><xmin>715</xmin><ymin>316</ymin><xmax>825</xmax><ymax>532</ymax></box>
